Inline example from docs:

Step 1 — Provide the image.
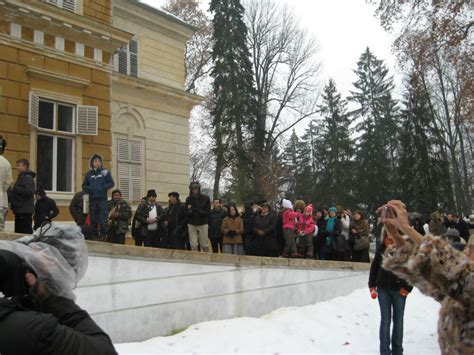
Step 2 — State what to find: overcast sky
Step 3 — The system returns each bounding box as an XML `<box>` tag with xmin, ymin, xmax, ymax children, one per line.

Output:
<box><xmin>141</xmin><ymin>0</ymin><xmax>400</xmax><ymax>98</ymax></box>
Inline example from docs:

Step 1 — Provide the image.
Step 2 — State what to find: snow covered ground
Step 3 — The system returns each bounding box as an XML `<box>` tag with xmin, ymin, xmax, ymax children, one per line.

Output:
<box><xmin>116</xmin><ymin>288</ymin><xmax>440</xmax><ymax>354</ymax></box>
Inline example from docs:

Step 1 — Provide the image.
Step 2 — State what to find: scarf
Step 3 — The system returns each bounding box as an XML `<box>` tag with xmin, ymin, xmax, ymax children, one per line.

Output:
<box><xmin>326</xmin><ymin>217</ymin><xmax>336</xmax><ymax>233</ymax></box>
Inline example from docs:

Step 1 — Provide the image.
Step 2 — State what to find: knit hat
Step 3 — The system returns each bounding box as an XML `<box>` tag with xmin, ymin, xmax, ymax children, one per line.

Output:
<box><xmin>328</xmin><ymin>207</ymin><xmax>337</xmax><ymax>213</ymax></box>
<box><xmin>445</xmin><ymin>228</ymin><xmax>460</xmax><ymax>240</ymax></box>
<box><xmin>294</xmin><ymin>200</ymin><xmax>306</xmax><ymax>211</ymax></box>
<box><xmin>282</xmin><ymin>199</ymin><xmax>293</xmax><ymax>210</ymax></box>
<box><xmin>146</xmin><ymin>189</ymin><xmax>157</xmax><ymax>198</ymax></box>
<box><xmin>305</xmin><ymin>204</ymin><xmax>313</xmax><ymax>214</ymax></box>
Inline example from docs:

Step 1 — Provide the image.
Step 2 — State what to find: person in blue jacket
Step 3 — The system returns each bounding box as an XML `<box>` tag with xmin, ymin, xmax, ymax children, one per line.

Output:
<box><xmin>82</xmin><ymin>154</ymin><xmax>114</xmax><ymax>241</ymax></box>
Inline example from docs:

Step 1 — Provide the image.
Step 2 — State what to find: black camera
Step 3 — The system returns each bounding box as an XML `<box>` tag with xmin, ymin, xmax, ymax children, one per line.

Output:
<box><xmin>0</xmin><ymin>250</ymin><xmax>36</xmax><ymax>298</ymax></box>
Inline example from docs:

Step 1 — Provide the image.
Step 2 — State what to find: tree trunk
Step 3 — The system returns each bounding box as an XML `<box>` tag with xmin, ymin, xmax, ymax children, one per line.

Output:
<box><xmin>213</xmin><ymin>119</ymin><xmax>224</xmax><ymax>199</ymax></box>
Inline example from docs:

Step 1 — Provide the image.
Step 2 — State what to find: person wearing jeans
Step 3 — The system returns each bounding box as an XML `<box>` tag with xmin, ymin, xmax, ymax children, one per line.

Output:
<box><xmin>369</xmin><ymin>227</ymin><xmax>412</xmax><ymax>355</ymax></box>
<box><xmin>82</xmin><ymin>154</ymin><xmax>114</xmax><ymax>241</ymax></box>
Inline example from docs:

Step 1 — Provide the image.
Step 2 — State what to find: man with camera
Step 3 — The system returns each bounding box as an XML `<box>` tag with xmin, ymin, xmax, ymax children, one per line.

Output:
<box><xmin>0</xmin><ymin>224</ymin><xmax>116</xmax><ymax>354</ymax></box>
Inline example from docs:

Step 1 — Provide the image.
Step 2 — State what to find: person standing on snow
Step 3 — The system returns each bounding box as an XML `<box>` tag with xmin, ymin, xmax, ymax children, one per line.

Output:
<box><xmin>0</xmin><ymin>137</ymin><xmax>12</xmax><ymax>232</ymax></box>
<box><xmin>186</xmin><ymin>182</ymin><xmax>211</xmax><ymax>252</ymax></box>
<box><xmin>82</xmin><ymin>154</ymin><xmax>114</xmax><ymax>241</ymax></box>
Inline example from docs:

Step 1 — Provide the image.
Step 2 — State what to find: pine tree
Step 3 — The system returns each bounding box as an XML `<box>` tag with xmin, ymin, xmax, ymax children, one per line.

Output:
<box><xmin>209</xmin><ymin>0</ymin><xmax>256</xmax><ymax>200</ymax></box>
<box><xmin>349</xmin><ymin>48</ymin><xmax>399</xmax><ymax>211</ymax></box>
<box><xmin>313</xmin><ymin>79</ymin><xmax>354</xmax><ymax>208</ymax></box>
<box><xmin>398</xmin><ymin>74</ymin><xmax>452</xmax><ymax>218</ymax></box>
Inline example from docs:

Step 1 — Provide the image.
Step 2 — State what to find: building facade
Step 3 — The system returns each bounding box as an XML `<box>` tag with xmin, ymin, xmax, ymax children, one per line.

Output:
<box><xmin>110</xmin><ymin>0</ymin><xmax>201</xmax><ymax>203</ymax></box>
<box><xmin>0</xmin><ymin>0</ymin><xmax>198</xmax><ymax>224</ymax></box>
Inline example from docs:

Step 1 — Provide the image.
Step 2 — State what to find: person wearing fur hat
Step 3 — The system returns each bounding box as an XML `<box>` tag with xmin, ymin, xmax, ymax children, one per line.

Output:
<box><xmin>381</xmin><ymin>200</ymin><xmax>474</xmax><ymax>355</ymax></box>
<box><xmin>349</xmin><ymin>210</ymin><xmax>370</xmax><ymax>263</ymax></box>
<box><xmin>281</xmin><ymin>199</ymin><xmax>301</xmax><ymax>258</ymax></box>
<box><xmin>369</xmin><ymin>226</ymin><xmax>413</xmax><ymax>355</ymax></box>
<box><xmin>33</xmin><ymin>187</ymin><xmax>59</xmax><ymax>231</ymax></box>
<box><xmin>297</xmin><ymin>204</ymin><xmax>316</xmax><ymax>258</ymax></box>
<box><xmin>293</xmin><ymin>200</ymin><xmax>305</xmax><ymax>213</ymax></box>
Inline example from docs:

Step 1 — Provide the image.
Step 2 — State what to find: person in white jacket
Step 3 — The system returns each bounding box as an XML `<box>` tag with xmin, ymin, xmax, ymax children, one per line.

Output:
<box><xmin>0</xmin><ymin>137</ymin><xmax>13</xmax><ymax>231</ymax></box>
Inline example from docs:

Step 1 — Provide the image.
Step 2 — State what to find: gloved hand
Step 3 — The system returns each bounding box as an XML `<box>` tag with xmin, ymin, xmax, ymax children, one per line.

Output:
<box><xmin>228</xmin><ymin>230</ymin><xmax>236</xmax><ymax>237</ymax></box>
<box><xmin>370</xmin><ymin>287</ymin><xmax>377</xmax><ymax>299</ymax></box>
<box><xmin>399</xmin><ymin>288</ymin><xmax>409</xmax><ymax>297</ymax></box>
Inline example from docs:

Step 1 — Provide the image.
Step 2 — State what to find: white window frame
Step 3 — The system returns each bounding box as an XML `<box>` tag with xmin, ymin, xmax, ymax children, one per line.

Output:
<box><xmin>36</xmin><ymin>132</ymin><xmax>76</xmax><ymax>193</ymax></box>
<box><xmin>34</xmin><ymin>97</ymin><xmax>77</xmax><ymax>193</ymax></box>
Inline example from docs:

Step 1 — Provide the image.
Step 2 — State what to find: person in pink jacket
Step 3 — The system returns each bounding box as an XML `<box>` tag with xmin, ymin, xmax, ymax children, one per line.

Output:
<box><xmin>281</xmin><ymin>199</ymin><xmax>301</xmax><ymax>258</ymax></box>
<box><xmin>297</xmin><ymin>204</ymin><xmax>316</xmax><ymax>258</ymax></box>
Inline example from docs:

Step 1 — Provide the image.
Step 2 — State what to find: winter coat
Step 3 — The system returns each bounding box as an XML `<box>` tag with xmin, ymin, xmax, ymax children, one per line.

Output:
<box><xmin>429</xmin><ymin>213</ymin><xmax>446</xmax><ymax>236</ymax></box>
<box><xmin>297</xmin><ymin>214</ymin><xmax>315</xmax><ymax>235</ymax></box>
<box><xmin>221</xmin><ymin>216</ymin><xmax>244</xmax><ymax>244</ymax></box>
<box><xmin>9</xmin><ymin>170</ymin><xmax>36</xmax><ymax>214</ymax></box>
<box><xmin>282</xmin><ymin>209</ymin><xmax>301</xmax><ymax>230</ymax></box>
<box><xmin>242</xmin><ymin>211</ymin><xmax>255</xmax><ymax>240</ymax></box>
<box><xmin>135</xmin><ymin>201</ymin><xmax>165</xmax><ymax>237</ymax></box>
<box><xmin>340</xmin><ymin>214</ymin><xmax>351</xmax><ymax>240</ymax></box>
<box><xmin>69</xmin><ymin>191</ymin><xmax>87</xmax><ymax>226</ymax></box>
<box><xmin>383</xmin><ymin>236</ymin><xmax>473</xmax><ymax>355</ymax></box>
<box><xmin>0</xmin><ymin>155</ymin><xmax>12</xmax><ymax>208</ymax></box>
<box><xmin>33</xmin><ymin>197</ymin><xmax>59</xmax><ymax>228</ymax></box>
<box><xmin>82</xmin><ymin>154</ymin><xmax>114</xmax><ymax>200</ymax></box>
<box><xmin>0</xmin><ymin>295</ymin><xmax>116</xmax><ymax>355</ymax></box>
<box><xmin>107</xmin><ymin>199</ymin><xmax>132</xmax><ymax>234</ymax></box>
<box><xmin>209</xmin><ymin>207</ymin><xmax>227</xmax><ymax>238</ymax></box>
<box><xmin>185</xmin><ymin>187</ymin><xmax>210</xmax><ymax>226</ymax></box>
<box><xmin>368</xmin><ymin>243</ymin><xmax>412</xmax><ymax>292</ymax></box>
<box><xmin>350</xmin><ymin>219</ymin><xmax>370</xmax><ymax>262</ymax></box>
<box><xmin>251</xmin><ymin>212</ymin><xmax>278</xmax><ymax>257</ymax></box>
<box><xmin>454</xmin><ymin>219</ymin><xmax>470</xmax><ymax>243</ymax></box>
<box><xmin>166</xmin><ymin>201</ymin><xmax>187</xmax><ymax>239</ymax></box>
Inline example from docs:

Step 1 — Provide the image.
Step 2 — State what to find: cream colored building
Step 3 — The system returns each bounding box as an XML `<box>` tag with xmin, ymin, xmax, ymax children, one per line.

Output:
<box><xmin>110</xmin><ymin>0</ymin><xmax>201</xmax><ymax>203</ymax></box>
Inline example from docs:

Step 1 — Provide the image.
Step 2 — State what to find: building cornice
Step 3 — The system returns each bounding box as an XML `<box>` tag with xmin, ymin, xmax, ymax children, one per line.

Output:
<box><xmin>27</xmin><ymin>66</ymin><xmax>91</xmax><ymax>87</ymax></box>
<box><xmin>0</xmin><ymin>33</ymin><xmax>112</xmax><ymax>72</ymax></box>
<box><xmin>114</xmin><ymin>2</ymin><xmax>195</xmax><ymax>42</ymax></box>
<box><xmin>112</xmin><ymin>73</ymin><xmax>203</xmax><ymax>108</ymax></box>
<box><xmin>2</xmin><ymin>0</ymin><xmax>133</xmax><ymax>51</ymax></box>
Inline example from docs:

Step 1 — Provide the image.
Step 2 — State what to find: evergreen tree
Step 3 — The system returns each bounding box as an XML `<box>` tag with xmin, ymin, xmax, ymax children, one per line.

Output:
<box><xmin>349</xmin><ymin>48</ymin><xmax>399</xmax><ymax>211</ymax></box>
<box><xmin>398</xmin><ymin>74</ymin><xmax>452</xmax><ymax>218</ymax></box>
<box><xmin>313</xmin><ymin>79</ymin><xmax>354</xmax><ymax>208</ymax></box>
<box><xmin>209</xmin><ymin>0</ymin><xmax>256</xmax><ymax>200</ymax></box>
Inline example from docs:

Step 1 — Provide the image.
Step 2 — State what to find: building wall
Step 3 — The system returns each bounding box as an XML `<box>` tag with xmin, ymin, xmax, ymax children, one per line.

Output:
<box><xmin>110</xmin><ymin>1</ymin><xmax>201</xmax><ymax>203</ymax></box>
<box><xmin>76</xmin><ymin>254</ymin><xmax>369</xmax><ymax>343</ymax></box>
<box><xmin>0</xmin><ymin>0</ymin><xmax>131</xmax><ymax>220</ymax></box>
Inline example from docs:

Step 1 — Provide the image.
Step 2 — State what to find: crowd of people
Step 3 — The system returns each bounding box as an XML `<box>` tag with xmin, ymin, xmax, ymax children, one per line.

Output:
<box><xmin>1</xmin><ymin>140</ymin><xmax>473</xmax><ymax>263</ymax></box>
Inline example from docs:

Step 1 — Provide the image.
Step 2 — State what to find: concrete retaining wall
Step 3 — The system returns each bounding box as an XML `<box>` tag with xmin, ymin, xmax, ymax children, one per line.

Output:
<box><xmin>0</xmin><ymin>232</ymin><xmax>370</xmax><ymax>343</ymax></box>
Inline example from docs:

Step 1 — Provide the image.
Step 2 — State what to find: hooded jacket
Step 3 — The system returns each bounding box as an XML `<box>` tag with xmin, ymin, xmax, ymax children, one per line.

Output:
<box><xmin>82</xmin><ymin>154</ymin><xmax>114</xmax><ymax>200</ymax></box>
<box><xmin>185</xmin><ymin>184</ymin><xmax>210</xmax><ymax>226</ymax></box>
<box><xmin>9</xmin><ymin>170</ymin><xmax>36</xmax><ymax>214</ymax></box>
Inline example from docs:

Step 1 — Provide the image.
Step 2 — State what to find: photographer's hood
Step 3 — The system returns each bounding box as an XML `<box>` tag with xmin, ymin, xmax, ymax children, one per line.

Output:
<box><xmin>0</xmin><ymin>224</ymin><xmax>88</xmax><ymax>300</ymax></box>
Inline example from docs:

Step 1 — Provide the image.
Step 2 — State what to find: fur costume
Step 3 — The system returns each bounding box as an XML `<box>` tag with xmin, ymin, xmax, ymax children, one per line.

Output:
<box><xmin>383</xmin><ymin>235</ymin><xmax>474</xmax><ymax>355</ymax></box>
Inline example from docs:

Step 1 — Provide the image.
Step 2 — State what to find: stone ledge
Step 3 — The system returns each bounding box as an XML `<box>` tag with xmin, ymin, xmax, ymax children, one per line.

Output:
<box><xmin>0</xmin><ymin>232</ymin><xmax>370</xmax><ymax>271</ymax></box>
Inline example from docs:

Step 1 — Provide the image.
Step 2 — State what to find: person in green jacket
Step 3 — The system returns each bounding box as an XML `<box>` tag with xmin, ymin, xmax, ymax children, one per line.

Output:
<box><xmin>107</xmin><ymin>189</ymin><xmax>132</xmax><ymax>245</ymax></box>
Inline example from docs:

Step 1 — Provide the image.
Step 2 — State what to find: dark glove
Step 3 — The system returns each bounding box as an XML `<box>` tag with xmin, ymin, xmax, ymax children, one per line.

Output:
<box><xmin>228</xmin><ymin>230</ymin><xmax>236</xmax><ymax>237</ymax></box>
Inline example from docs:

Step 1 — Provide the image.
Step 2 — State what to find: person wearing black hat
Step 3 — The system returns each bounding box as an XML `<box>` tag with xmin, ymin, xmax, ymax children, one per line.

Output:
<box><xmin>185</xmin><ymin>182</ymin><xmax>211</xmax><ymax>252</ymax></box>
<box><xmin>166</xmin><ymin>192</ymin><xmax>188</xmax><ymax>249</ymax></box>
<box><xmin>33</xmin><ymin>187</ymin><xmax>59</xmax><ymax>230</ymax></box>
<box><xmin>251</xmin><ymin>201</ymin><xmax>278</xmax><ymax>257</ymax></box>
<box><xmin>0</xmin><ymin>136</ymin><xmax>12</xmax><ymax>232</ymax></box>
<box><xmin>134</xmin><ymin>189</ymin><xmax>165</xmax><ymax>248</ymax></box>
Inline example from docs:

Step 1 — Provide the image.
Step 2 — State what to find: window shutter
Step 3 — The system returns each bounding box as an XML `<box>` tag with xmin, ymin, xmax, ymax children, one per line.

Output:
<box><xmin>131</xmin><ymin>167</ymin><xmax>142</xmax><ymax>201</ymax></box>
<box><xmin>10</xmin><ymin>23</ymin><xmax>22</xmax><ymax>39</ymax></box>
<box><xmin>129</xmin><ymin>40</ymin><xmax>138</xmax><ymax>77</ymax></box>
<box><xmin>29</xmin><ymin>92</ymin><xmax>40</xmax><ymax>128</ymax></box>
<box><xmin>130</xmin><ymin>140</ymin><xmax>141</xmax><ymax>163</ymax></box>
<box><xmin>117</xmin><ymin>163</ymin><xmax>131</xmax><ymax>200</ymax></box>
<box><xmin>77</xmin><ymin>105</ymin><xmax>98</xmax><ymax>135</ymax></box>
<box><xmin>62</xmin><ymin>0</ymin><xmax>76</xmax><ymax>12</ymax></box>
<box><xmin>118</xmin><ymin>49</ymin><xmax>127</xmax><ymax>75</ymax></box>
<box><xmin>44</xmin><ymin>0</ymin><xmax>59</xmax><ymax>6</ymax></box>
<box><xmin>117</xmin><ymin>138</ymin><xmax>130</xmax><ymax>161</ymax></box>
<box><xmin>34</xmin><ymin>30</ymin><xmax>44</xmax><ymax>45</ymax></box>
